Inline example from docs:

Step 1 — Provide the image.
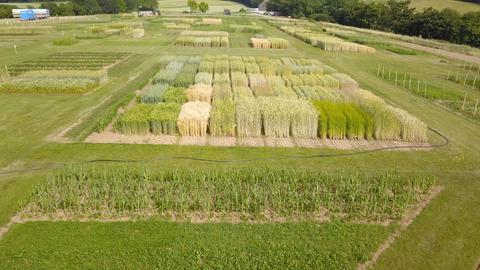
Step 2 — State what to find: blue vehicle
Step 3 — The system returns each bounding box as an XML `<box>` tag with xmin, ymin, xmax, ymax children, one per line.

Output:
<box><xmin>20</xmin><ymin>9</ymin><xmax>36</xmax><ymax>21</ymax></box>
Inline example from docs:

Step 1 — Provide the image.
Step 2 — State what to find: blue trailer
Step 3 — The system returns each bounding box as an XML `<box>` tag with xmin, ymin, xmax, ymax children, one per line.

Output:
<box><xmin>20</xmin><ymin>10</ymin><xmax>36</xmax><ymax>21</ymax></box>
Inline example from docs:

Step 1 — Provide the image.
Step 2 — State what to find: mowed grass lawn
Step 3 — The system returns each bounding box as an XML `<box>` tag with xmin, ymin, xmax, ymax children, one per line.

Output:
<box><xmin>0</xmin><ymin>222</ymin><xmax>392</xmax><ymax>269</ymax></box>
<box><xmin>366</xmin><ymin>0</ymin><xmax>480</xmax><ymax>13</ymax></box>
<box><xmin>0</xmin><ymin>13</ymin><xmax>479</xmax><ymax>270</ymax></box>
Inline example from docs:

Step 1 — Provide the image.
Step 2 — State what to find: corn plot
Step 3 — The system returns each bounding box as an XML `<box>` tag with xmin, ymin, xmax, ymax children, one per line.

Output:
<box><xmin>23</xmin><ymin>166</ymin><xmax>435</xmax><ymax>222</ymax></box>
<box><xmin>113</xmin><ymin>55</ymin><xmax>427</xmax><ymax>143</ymax></box>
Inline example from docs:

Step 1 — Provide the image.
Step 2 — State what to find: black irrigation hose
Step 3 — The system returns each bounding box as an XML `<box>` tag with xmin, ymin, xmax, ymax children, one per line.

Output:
<box><xmin>0</xmin><ymin>127</ymin><xmax>449</xmax><ymax>176</ymax></box>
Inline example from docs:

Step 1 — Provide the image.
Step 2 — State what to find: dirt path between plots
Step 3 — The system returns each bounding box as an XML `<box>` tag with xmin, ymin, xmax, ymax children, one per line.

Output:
<box><xmin>393</xmin><ymin>41</ymin><xmax>480</xmax><ymax>64</ymax></box>
<box><xmin>357</xmin><ymin>186</ymin><xmax>444</xmax><ymax>270</ymax></box>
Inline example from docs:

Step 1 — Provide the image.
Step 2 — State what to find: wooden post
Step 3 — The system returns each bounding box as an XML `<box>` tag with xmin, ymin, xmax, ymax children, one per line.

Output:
<box><xmin>464</xmin><ymin>73</ymin><xmax>469</xmax><ymax>86</ymax></box>
<box><xmin>469</xmin><ymin>62</ymin><xmax>473</xmax><ymax>72</ymax></box>
<box><xmin>403</xmin><ymin>73</ymin><xmax>407</xmax><ymax>88</ymax></box>
<box><xmin>424</xmin><ymin>82</ymin><xmax>427</xmax><ymax>97</ymax></box>
<box><xmin>13</xmin><ymin>45</ymin><xmax>17</xmax><ymax>54</ymax></box>
<box><xmin>455</xmin><ymin>71</ymin><xmax>459</xmax><ymax>82</ymax></box>
<box><xmin>409</xmin><ymin>75</ymin><xmax>412</xmax><ymax>90</ymax></box>
<box><xmin>395</xmin><ymin>71</ymin><xmax>398</xmax><ymax>85</ymax></box>
<box><xmin>474</xmin><ymin>99</ymin><xmax>479</xmax><ymax>116</ymax></box>
<box><xmin>462</xmin><ymin>93</ymin><xmax>467</xmax><ymax>111</ymax></box>
<box><xmin>4</xmin><ymin>65</ymin><xmax>9</xmax><ymax>78</ymax></box>
<box><xmin>447</xmin><ymin>69</ymin><xmax>451</xmax><ymax>81</ymax></box>
<box><xmin>417</xmin><ymin>80</ymin><xmax>420</xmax><ymax>93</ymax></box>
<box><xmin>377</xmin><ymin>64</ymin><xmax>381</xmax><ymax>77</ymax></box>
<box><xmin>473</xmin><ymin>76</ymin><xmax>477</xmax><ymax>89</ymax></box>
<box><xmin>382</xmin><ymin>66</ymin><xmax>385</xmax><ymax>79</ymax></box>
<box><xmin>388</xmin><ymin>68</ymin><xmax>391</xmax><ymax>81</ymax></box>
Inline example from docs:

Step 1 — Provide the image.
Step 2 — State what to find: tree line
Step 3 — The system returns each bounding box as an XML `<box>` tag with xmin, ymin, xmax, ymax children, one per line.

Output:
<box><xmin>267</xmin><ymin>0</ymin><xmax>480</xmax><ymax>48</ymax></box>
<box><xmin>0</xmin><ymin>0</ymin><xmax>158</xmax><ymax>18</ymax></box>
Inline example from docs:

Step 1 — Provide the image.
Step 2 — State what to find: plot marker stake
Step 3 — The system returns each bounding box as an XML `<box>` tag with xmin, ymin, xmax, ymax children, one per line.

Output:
<box><xmin>474</xmin><ymin>99</ymin><xmax>479</xmax><ymax>116</ymax></box>
<box><xmin>462</xmin><ymin>93</ymin><xmax>467</xmax><ymax>111</ymax></box>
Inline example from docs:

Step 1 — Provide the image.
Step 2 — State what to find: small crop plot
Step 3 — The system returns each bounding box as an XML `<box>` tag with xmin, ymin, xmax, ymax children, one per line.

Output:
<box><xmin>21</xmin><ymin>166</ymin><xmax>436</xmax><ymax>223</ymax></box>
<box><xmin>251</xmin><ymin>37</ymin><xmax>288</xmax><ymax>49</ymax></box>
<box><xmin>6</xmin><ymin>52</ymin><xmax>128</xmax><ymax>75</ymax></box>
<box><xmin>174</xmin><ymin>30</ymin><xmax>230</xmax><ymax>48</ymax></box>
<box><xmin>1</xmin><ymin>52</ymin><xmax>128</xmax><ymax>94</ymax></box>
<box><xmin>76</xmin><ymin>21</ymin><xmax>145</xmax><ymax>39</ymax></box>
<box><xmin>0</xmin><ymin>25</ymin><xmax>53</xmax><ymax>36</ymax></box>
<box><xmin>278</xmin><ymin>25</ymin><xmax>376</xmax><ymax>53</ymax></box>
<box><xmin>229</xmin><ymin>24</ymin><xmax>263</xmax><ymax>33</ymax></box>
<box><xmin>91</xmin><ymin>54</ymin><xmax>428</xmax><ymax>147</ymax></box>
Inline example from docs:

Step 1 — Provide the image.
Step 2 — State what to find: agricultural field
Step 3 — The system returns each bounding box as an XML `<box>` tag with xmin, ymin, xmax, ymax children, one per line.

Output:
<box><xmin>0</xmin><ymin>6</ymin><xmax>479</xmax><ymax>270</ymax></box>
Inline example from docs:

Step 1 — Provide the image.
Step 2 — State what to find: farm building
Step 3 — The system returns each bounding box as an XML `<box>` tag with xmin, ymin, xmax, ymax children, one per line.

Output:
<box><xmin>12</xmin><ymin>9</ymin><xmax>50</xmax><ymax>20</ymax></box>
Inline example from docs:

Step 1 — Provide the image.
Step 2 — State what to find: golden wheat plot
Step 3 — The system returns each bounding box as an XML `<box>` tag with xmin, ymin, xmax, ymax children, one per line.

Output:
<box><xmin>177</xmin><ymin>102</ymin><xmax>212</xmax><ymax>136</ymax></box>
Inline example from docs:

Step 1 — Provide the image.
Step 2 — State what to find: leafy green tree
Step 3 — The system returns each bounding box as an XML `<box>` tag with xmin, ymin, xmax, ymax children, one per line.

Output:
<box><xmin>138</xmin><ymin>0</ymin><xmax>158</xmax><ymax>10</ymax></box>
<box><xmin>57</xmin><ymin>3</ymin><xmax>75</xmax><ymax>16</ymax></box>
<box><xmin>99</xmin><ymin>0</ymin><xmax>127</xmax><ymax>14</ymax></box>
<box><xmin>187</xmin><ymin>0</ymin><xmax>198</xmax><ymax>12</ymax></box>
<box><xmin>40</xmin><ymin>2</ymin><xmax>59</xmax><ymax>16</ymax></box>
<box><xmin>198</xmin><ymin>1</ymin><xmax>209</xmax><ymax>13</ymax></box>
<box><xmin>0</xmin><ymin>4</ymin><xmax>16</xmax><ymax>19</ymax></box>
<box><xmin>72</xmin><ymin>0</ymin><xmax>101</xmax><ymax>15</ymax></box>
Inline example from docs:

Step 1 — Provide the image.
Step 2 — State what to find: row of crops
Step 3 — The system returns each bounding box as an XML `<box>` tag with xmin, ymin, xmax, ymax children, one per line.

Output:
<box><xmin>112</xmin><ymin>55</ymin><xmax>427</xmax><ymax>142</ymax></box>
<box><xmin>6</xmin><ymin>52</ymin><xmax>128</xmax><ymax>75</ymax></box>
<box><xmin>251</xmin><ymin>37</ymin><xmax>289</xmax><ymax>49</ymax></box>
<box><xmin>175</xmin><ymin>30</ymin><xmax>230</xmax><ymax>48</ymax></box>
<box><xmin>271</xmin><ymin>21</ymin><xmax>375</xmax><ymax>53</ymax></box>
<box><xmin>75</xmin><ymin>21</ymin><xmax>145</xmax><ymax>39</ymax></box>
<box><xmin>23</xmin><ymin>166</ymin><xmax>435</xmax><ymax>222</ymax></box>
<box><xmin>159</xmin><ymin>17</ymin><xmax>223</xmax><ymax>30</ymax></box>
<box><xmin>0</xmin><ymin>52</ymin><xmax>128</xmax><ymax>94</ymax></box>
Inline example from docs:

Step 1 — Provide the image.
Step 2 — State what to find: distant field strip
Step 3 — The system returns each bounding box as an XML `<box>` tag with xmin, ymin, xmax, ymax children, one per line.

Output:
<box><xmin>19</xmin><ymin>166</ymin><xmax>435</xmax><ymax>223</ymax></box>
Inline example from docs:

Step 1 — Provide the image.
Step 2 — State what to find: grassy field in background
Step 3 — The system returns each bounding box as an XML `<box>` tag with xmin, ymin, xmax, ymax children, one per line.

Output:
<box><xmin>366</xmin><ymin>0</ymin><xmax>480</xmax><ymax>13</ymax></box>
<box><xmin>0</xmin><ymin>11</ymin><xmax>479</xmax><ymax>270</ymax></box>
<box><xmin>157</xmin><ymin>0</ymin><xmax>247</xmax><ymax>12</ymax></box>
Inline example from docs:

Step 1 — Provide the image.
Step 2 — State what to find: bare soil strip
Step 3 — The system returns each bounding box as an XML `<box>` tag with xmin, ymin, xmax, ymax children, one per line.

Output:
<box><xmin>85</xmin><ymin>132</ymin><xmax>431</xmax><ymax>150</ymax></box>
<box><xmin>357</xmin><ymin>186</ymin><xmax>444</xmax><ymax>270</ymax></box>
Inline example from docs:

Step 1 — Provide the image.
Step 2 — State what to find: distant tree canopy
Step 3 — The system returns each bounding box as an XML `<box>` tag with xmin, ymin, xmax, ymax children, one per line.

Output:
<box><xmin>231</xmin><ymin>0</ymin><xmax>262</xmax><ymax>8</ymax></box>
<box><xmin>0</xmin><ymin>0</ymin><xmax>159</xmax><ymax>18</ymax></box>
<box><xmin>267</xmin><ymin>0</ymin><xmax>480</xmax><ymax>48</ymax></box>
<box><xmin>198</xmin><ymin>1</ymin><xmax>209</xmax><ymax>13</ymax></box>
